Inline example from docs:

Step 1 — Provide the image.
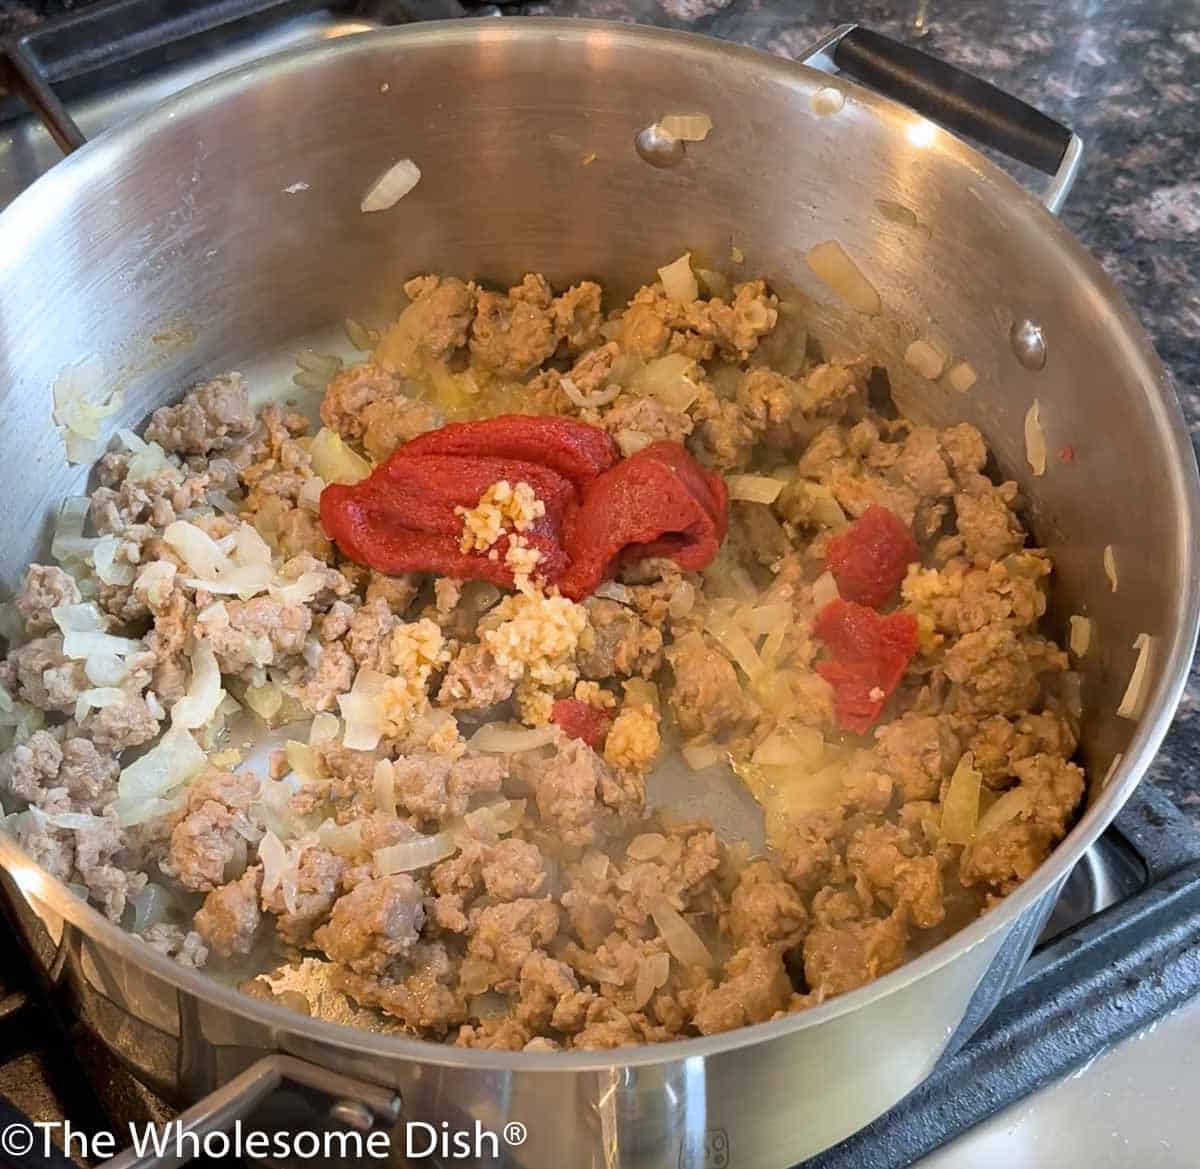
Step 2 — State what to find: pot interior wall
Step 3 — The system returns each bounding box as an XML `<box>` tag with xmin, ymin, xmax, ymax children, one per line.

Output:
<box><xmin>0</xmin><ymin>21</ymin><xmax>1191</xmax><ymax>797</ymax></box>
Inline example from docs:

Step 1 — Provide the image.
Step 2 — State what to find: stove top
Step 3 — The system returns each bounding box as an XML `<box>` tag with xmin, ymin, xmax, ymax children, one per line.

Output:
<box><xmin>3</xmin><ymin>6</ymin><xmax>1200</xmax><ymax>1167</ymax></box>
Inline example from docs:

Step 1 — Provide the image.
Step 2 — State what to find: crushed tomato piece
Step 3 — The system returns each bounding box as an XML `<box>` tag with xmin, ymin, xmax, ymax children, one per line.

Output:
<box><xmin>813</xmin><ymin>598</ymin><xmax>918</xmax><ymax>733</ymax></box>
<box><xmin>551</xmin><ymin>698</ymin><xmax>611</xmax><ymax>749</ymax></box>
<box><xmin>320</xmin><ymin>417</ymin><xmax>727</xmax><ymax>599</ymax></box>
<box><xmin>824</xmin><ymin>504</ymin><xmax>918</xmax><ymax>608</ymax></box>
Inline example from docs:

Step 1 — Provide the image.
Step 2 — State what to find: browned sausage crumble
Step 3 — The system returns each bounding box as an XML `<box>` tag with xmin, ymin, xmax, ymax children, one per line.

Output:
<box><xmin>0</xmin><ymin>260</ymin><xmax>1084</xmax><ymax>1050</ymax></box>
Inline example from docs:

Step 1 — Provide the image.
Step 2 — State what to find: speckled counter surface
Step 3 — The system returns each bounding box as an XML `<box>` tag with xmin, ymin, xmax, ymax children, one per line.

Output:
<box><xmin>514</xmin><ymin>0</ymin><xmax>1200</xmax><ymax>813</ymax></box>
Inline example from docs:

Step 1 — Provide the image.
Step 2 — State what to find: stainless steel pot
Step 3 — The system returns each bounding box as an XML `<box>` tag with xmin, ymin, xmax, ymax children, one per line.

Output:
<box><xmin>0</xmin><ymin>18</ymin><xmax>1197</xmax><ymax>1169</ymax></box>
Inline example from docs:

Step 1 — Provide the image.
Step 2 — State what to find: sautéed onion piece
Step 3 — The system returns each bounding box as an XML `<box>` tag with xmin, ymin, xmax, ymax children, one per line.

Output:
<box><xmin>361</xmin><ymin>158</ymin><xmax>421</xmax><ymax>212</ymax></box>
<box><xmin>1117</xmin><ymin>633</ymin><xmax>1154</xmax><ymax>720</ymax></box>
<box><xmin>804</xmin><ymin>240</ymin><xmax>881</xmax><ymax>315</ymax></box>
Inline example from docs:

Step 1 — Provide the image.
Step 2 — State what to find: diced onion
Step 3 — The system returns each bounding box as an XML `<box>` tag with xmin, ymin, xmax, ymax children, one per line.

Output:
<box><xmin>52</xmin><ymin>497</ymin><xmax>97</xmax><ymax>564</ymax></box>
<box><xmin>904</xmin><ymin>339</ymin><xmax>947</xmax><ymax>380</ymax></box>
<box><xmin>85</xmin><ymin>654</ymin><xmax>128</xmax><ymax>687</ymax></box>
<box><xmin>633</xmin><ymin>951</ymin><xmax>672</xmax><ymax>1008</ymax></box>
<box><xmin>310</xmin><ymin>427</ymin><xmax>372</xmax><ymax>485</ymax></box>
<box><xmin>309</xmin><ymin>713</ymin><xmax>341</xmax><ymax>745</ymax></box>
<box><xmin>52</xmin><ymin>602</ymin><xmax>105</xmax><ymax>636</ymax></box>
<box><xmin>811</xmin><ymin>570</ymin><xmax>839</xmax><ymax>608</ymax></box>
<box><xmin>271</xmin><ymin>571</ymin><xmax>330</xmax><ymax>606</ymax></box>
<box><xmin>1068</xmin><ymin>615</ymin><xmax>1092</xmax><ymax>658</ymax></box>
<box><xmin>63</xmin><ymin>629</ymin><xmax>144</xmax><ymax>660</ymax></box>
<box><xmin>468</xmin><ymin>723</ymin><xmax>558</xmax><ymax>753</ymax></box>
<box><xmin>93</xmin><ymin>536</ymin><xmax>136</xmax><ymax>586</ymax></box>
<box><xmin>134</xmin><ymin>561</ymin><xmax>177</xmax><ymax>609</ymax></box>
<box><xmin>975</xmin><ymin>786</ymin><xmax>1032</xmax><ymax>837</ymax></box>
<box><xmin>361</xmin><ymin>158</ymin><xmax>421</xmax><ymax>213</ymax></box>
<box><xmin>726</xmin><ymin>474</ymin><xmax>784</xmax><ymax>504</ymax></box>
<box><xmin>595</xmin><ymin>581</ymin><xmax>631</xmax><ymax>603</ymax></box>
<box><xmin>682</xmin><ymin>739</ymin><xmax>721</xmax><ymax>771</ymax></box>
<box><xmin>117</xmin><ymin>725</ymin><xmax>206</xmax><ymax>802</ymax></box>
<box><xmin>947</xmin><ymin>361</ymin><xmax>977</xmax><ymax>393</ymax></box>
<box><xmin>1104</xmin><ymin>545</ymin><xmax>1118</xmax><ymax>593</ymax></box>
<box><xmin>706</xmin><ymin>615</ymin><xmax>764</xmax><ymax>679</ymax></box>
<box><xmin>649</xmin><ymin>898</ymin><xmax>715</xmax><ymax>970</ymax></box>
<box><xmin>374</xmin><ymin>833</ymin><xmax>457</xmax><ymax>874</ymax></box>
<box><xmin>285</xmin><ymin>740</ymin><xmax>324</xmax><ymax>783</ymax></box>
<box><xmin>752</xmin><ymin>726</ymin><xmax>825</xmax><ymax>770</ymax></box>
<box><xmin>164</xmin><ymin>520</ymin><xmax>227</xmax><ymax>577</ymax></box>
<box><xmin>940</xmin><ymin>751</ymin><xmax>982</xmax><ymax>844</ymax></box>
<box><xmin>739</xmin><ymin>603</ymin><xmax>791</xmax><ymax>638</ymax></box>
<box><xmin>297</xmin><ymin>476</ymin><xmax>325</xmax><ymax>514</ymax></box>
<box><xmin>338</xmin><ymin>668</ymin><xmax>390</xmax><ymax>750</ymax></box>
<box><xmin>115</xmin><ymin>430</ymin><xmax>171</xmax><ymax>484</ymax></box>
<box><xmin>462</xmin><ymin>798</ymin><xmax>526</xmax><ymax>838</ymax></box>
<box><xmin>1024</xmin><ymin>400</ymin><xmax>1046</xmax><ymax>476</ymax></box>
<box><xmin>373</xmin><ymin>760</ymin><xmax>397</xmax><ymax>816</ymax></box>
<box><xmin>615</xmin><ymin>429</ymin><xmax>653</xmax><ymax>457</ymax></box>
<box><xmin>244</xmin><ymin>682</ymin><xmax>283</xmax><ymax>722</ymax></box>
<box><xmin>668</xmin><ymin>580</ymin><xmax>696</xmax><ymax>620</ymax></box>
<box><xmin>317</xmin><ymin>818</ymin><xmax>365</xmax><ymax>857</ymax></box>
<box><xmin>171</xmin><ymin>640</ymin><xmax>225</xmax><ymax>730</ymax></box>
<box><xmin>183</xmin><ymin>564</ymin><xmax>274</xmax><ymax>600</ymax></box>
<box><xmin>805</xmin><ymin>240</ymin><xmax>881</xmax><ymax>315</ymax></box>
<box><xmin>74</xmin><ymin>687</ymin><xmax>126</xmax><ymax>722</ymax></box>
<box><xmin>656</xmin><ymin>113</ymin><xmax>713</xmax><ymax>141</ymax></box>
<box><xmin>258</xmin><ymin>830</ymin><xmax>289</xmax><ymax>895</ymax></box>
<box><xmin>658</xmin><ymin>253</ymin><xmax>699</xmax><ymax>303</ymax></box>
<box><xmin>631</xmin><ymin>353</ymin><xmax>701</xmax><ymax>412</ymax></box>
<box><xmin>40</xmin><ymin>808</ymin><xmax>106</xmax><ymax>831</ymax></box>
<box><xmin>112</xmin><ymin>794</ymin><xmax>184</xmax><ymax>828</ymax></box>
<box><xmin>52</xmin><ymin>355</ymin><xmax>122</xmax><ymax>463</ymax></box>
<box><xmin>811</xmin><ymin>87</ymin><xmax>845</xmax><ymax>115</ymax></box>
<box><xmin>1117</xmin><ymin>633</ymin><xmax>1154</xmax><ymax>720</ymax></box>
<box><xmin>559</xmin><ymin>376</ymin><xmax>621</xmax><ymax>409</ymax></box>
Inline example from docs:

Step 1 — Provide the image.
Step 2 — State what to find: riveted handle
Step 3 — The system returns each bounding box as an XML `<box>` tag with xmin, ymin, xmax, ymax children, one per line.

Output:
<box><xmin>802</xmin><ymin>25</ymin><xmax>1083</xmax><ymax>213</ymax></box>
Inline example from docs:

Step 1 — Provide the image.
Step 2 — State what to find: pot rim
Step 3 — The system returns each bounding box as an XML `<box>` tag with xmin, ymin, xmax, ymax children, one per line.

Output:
<box><xmin>1</xmin><ymin>16</ymin><xmax>1197</xmax><ymax>1075</ymax></box>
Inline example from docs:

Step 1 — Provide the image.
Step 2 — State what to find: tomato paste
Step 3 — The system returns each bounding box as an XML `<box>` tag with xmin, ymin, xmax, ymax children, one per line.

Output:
<box><xmin>550</xmin><ymin>698</ymin><xmax>611</xmax><ymax>749</ymax></box>
<box><xmin>824</xmin><ymin>504</ymin><xmax>918</xmax><ymax>608</ymax></box>
<box><xmin>319</xmin><ymin>416</ymin><xmax>728</xmax><ymax>600</ymax></box>
<box><xmin>813</xmin><ymin>598</ymin><xmax>918</xmax><ymax>734</ymax></box>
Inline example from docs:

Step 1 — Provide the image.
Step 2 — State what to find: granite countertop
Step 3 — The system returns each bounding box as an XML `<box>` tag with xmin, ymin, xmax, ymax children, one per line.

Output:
<box><xmin>4</xmin><ymin>0</ymin><xmax>1199</xmax><ymax>807</ymax></box>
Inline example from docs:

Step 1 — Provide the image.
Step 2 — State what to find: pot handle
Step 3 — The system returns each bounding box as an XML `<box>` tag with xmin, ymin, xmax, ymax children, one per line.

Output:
<box><xmin>1</xmin><ymin>0</ymin><xmax>329</xmax><ymax>154</ymax></box>
<box><xmin>800</xmin><ymin>25</ymin><xmax>1083</xmax><ymax>214</ymax></box>
<box><xmin>93</xmin><ymin>1054</ymin><xmax>401</xmax><ymax>1169</ymax></box>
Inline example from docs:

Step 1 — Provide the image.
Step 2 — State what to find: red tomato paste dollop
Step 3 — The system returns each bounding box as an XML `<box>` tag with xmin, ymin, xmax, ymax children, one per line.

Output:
<box><xmin>813</xmin><ymin>599</ymin><xmax>918</xmax><ymax>734</ymax></box>
<box><xmin>824</xmin><ymin>504</ymin><xmax>918</xmax><ymax>608</ymax></box>
<box><xmin>319</xmin><ymin>416</ymin><xmax>728</xmax><ymax>601</ymax></box>
<box><xmin>550</xmin><ymin>698</ymin><xmax>611</xmax><ymax>749</ymax></box>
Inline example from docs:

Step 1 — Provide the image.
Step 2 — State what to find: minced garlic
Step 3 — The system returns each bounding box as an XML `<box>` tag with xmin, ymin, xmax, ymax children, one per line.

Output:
<box><xmin>381</xmin><ymin>618</ymin><xmax>450</xmax><ymax>732</ymax></box>
<box><xmin>456</xmin><ymin>479</ymin><xmax>545</xmax><ymax>553</ymax></box>
<box><xmin>504</xmin><ymin>532</ymin><xmax>542</xmax><ymax>594</ymax></box>
<box><xmin>575</xmin><ymin>680</ymin><xmax>618</xmax><ymax>710</ymax></box>
<box><xmin>481</xmin><ymin>591</ymin><xmax>586</xmax><ymax>691</ymax></box>
<box><xmin>604</xmin><ymin>701</ymin><xmax>661</xmax><ymax>773</ymax></box>
<box><xmin>515</xmin><ymin>680</ymin><xmax>555</xmax><ymax>727</ymax></box>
